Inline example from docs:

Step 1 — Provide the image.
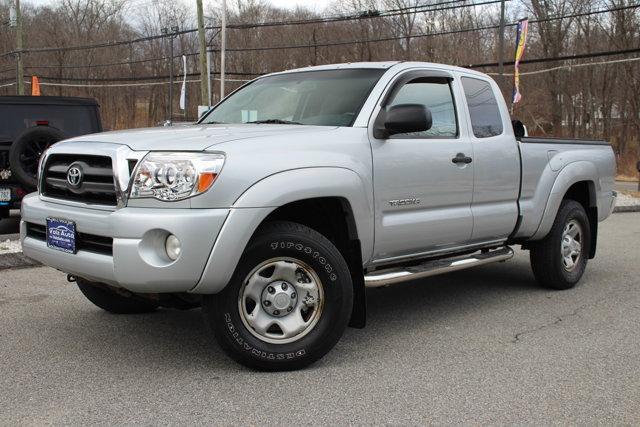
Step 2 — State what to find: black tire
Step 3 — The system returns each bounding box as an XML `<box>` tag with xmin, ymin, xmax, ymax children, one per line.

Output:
<box><xmin>203</xmin><ymin>221</ymin><xmax>353</xmax><ymax>371</ymax></box>
<box><xmin>530</xmin><ymin>200</ymin><xmax>591</xmax><ymax>290</ymax></box>
<box><xmin>77</xmin><ymin>279</ymin><xmax>158</xmax><ymax>314</ymax></box>
<box><xmin>9</xmin><ymin>126</ymin><xmax>65</xmax><ymax>189</ymax></box>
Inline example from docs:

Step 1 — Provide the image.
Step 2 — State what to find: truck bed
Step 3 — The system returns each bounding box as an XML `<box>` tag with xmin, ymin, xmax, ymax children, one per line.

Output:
<box><xmin>519</xmin><ymin>136</ymin><xmax>609</xmax><ymax>146</ymax></box>
<box><xmin>515</xmin><ymin>137</ymin><xmax>616</xmax><ymax>241</ymax></box>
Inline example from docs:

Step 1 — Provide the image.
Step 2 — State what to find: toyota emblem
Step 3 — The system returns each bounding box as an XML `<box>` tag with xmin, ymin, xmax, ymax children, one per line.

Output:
<box><xmin>66</xmin><ymin>165</ymin><xmax>83</xmax><ymax>188</ymax></box>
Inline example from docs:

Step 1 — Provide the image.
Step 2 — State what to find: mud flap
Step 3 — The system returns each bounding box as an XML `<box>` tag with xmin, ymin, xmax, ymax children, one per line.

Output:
<box><xmin>347</xmin><ymin>239</ymin><xmax>366</xmax><ymax>328</ymax></box>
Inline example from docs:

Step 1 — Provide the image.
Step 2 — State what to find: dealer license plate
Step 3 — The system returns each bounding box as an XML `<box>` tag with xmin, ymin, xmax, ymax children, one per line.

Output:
<box><xmin>46</xmin><ymin>218</ymin><xmax>77</xmax><ymax>254</ymax></box>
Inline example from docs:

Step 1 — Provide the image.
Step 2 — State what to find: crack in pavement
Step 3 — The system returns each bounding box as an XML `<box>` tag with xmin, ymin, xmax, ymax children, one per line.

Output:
<box><xmin>512</xmin><ymin>298</ymin><xmax>604</xmax><ymax>343</ymax></box>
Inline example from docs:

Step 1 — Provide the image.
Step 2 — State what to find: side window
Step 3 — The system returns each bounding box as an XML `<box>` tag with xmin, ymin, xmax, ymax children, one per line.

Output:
<box><xmin>461</xmin><ymin>77</ymin><xmax>504</xmax><ymax>138</ymax></box>
<box><xmin>388</xmin><ymin>77</ymin><xmax>458</xmax><ymax>138</ymax></box>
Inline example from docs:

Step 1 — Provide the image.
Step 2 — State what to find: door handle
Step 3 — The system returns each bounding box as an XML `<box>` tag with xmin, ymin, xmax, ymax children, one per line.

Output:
<box><xmin>452</xmin><ymin>153</ymin><xmax>473</xmax><ymax>164</ymax></box>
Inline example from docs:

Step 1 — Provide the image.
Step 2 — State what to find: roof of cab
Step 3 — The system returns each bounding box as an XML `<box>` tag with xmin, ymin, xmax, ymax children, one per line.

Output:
<box><xmin>264</xmin><ymin>61</ymin><xmax>490</xmax><ymax>78</ymax></box>
<box><xmin>0</xmin><ymin>96</ymin><xmax>100</xmax><ymax>107</ymax></box>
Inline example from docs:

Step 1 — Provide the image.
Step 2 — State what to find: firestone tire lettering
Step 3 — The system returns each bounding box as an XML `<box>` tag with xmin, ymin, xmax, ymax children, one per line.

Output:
<box><xmin>224</xmin><ymin>312</ymin><xmax>307</xmax><ymax>360</ymax></box>
<box><xmin>270</xmin><ymin>240</ymin><xmax>337</xmax><ymax>282</ymax></box>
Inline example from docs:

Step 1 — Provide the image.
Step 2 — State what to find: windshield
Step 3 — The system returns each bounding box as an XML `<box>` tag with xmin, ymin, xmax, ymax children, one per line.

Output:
<box><xmin>200</xmin><ymin>69</ymin><xmax>385</xmax><ymax>127</ymax></box>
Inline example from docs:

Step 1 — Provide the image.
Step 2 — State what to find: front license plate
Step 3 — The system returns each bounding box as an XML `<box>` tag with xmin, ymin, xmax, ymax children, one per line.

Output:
<box><xmin>0</xmin><ymin>188</ymin><xmax>10</xmax><ymax>202</ymax></box>
<box><xmin>46</xmin><ymin>218</ymin><xmax>77</xmax><ymax>254</ymax></box>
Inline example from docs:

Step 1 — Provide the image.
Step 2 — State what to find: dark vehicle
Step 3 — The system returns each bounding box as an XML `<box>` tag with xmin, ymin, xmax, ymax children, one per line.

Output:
<box><xmin>0</xmin><ymin>96</ymin><xmax>102</xmax><ymax>218</ymax></box>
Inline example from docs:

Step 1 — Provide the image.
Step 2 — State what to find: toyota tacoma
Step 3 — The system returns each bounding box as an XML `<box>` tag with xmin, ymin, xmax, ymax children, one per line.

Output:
<box><xmin>20</xmin><ymin>62</ymin><xmax>617</xmax><ymax>370</ymax></box>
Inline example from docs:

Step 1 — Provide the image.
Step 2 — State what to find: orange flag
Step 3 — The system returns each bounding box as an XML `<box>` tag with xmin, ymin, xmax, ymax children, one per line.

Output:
<box><xmin>31</xmin><ymin>76</ymin><xmax>41</xmax><ymax>96</ymax></box>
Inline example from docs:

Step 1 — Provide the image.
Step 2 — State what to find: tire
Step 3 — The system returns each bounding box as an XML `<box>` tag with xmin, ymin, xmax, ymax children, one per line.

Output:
<box><xmin>9</xmin><ymin>126</ymin><xmax>65</xmax><ymax>189</ymax></box>
<box><xmin>530</xmin><ymin>200</ymin><xmax>591</xmax><ymax>290</ymax></box>
<box><xmin>203</xmin><ymin>221</ymin><xmax>353</xmax><ymax>371</ymax></box>
<box><xmin>77</xmin><ymin>279</ymin><xmax>158</xmax><ymax>314</ymax></box>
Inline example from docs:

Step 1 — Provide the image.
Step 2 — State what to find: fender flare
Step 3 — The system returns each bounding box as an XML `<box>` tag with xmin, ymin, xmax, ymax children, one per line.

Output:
<box><xmin>192</xmin><ymin>167</ymin><xmax>374</xmax><ymax>294</ymax></box>
<box><xmin>531</xmin><ymin>161</ymin><xmax>598</xmax><ymax>240</ymax></box>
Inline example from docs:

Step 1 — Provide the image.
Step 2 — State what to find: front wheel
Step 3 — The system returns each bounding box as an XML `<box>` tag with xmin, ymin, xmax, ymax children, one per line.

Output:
<box><xmin>203</xmin><ymin>221</ymin><xmax>353</xmax><ymax>371</ymax></box>
<box><xmin>530</xmin><ymin>200</ymin><xmax>591</xmax><ymax>290</ymax></box>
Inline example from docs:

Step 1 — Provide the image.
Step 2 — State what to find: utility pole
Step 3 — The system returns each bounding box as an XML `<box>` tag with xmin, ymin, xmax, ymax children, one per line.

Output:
<box><xmin>206</xmin><ymin>50</ymin><xmax>212</xmax><ymax>107</ymax></box>
<box><xmin>497</xmin><ymin>0</ymin><xmax>506</xmax><ymax>88</ymax></box>
<box><xmin>220</xmin><ymin>0</ymin><xmax>227</xmax><ymax>100</ymax></box>
<box><xmin>161</xmin><ymin>26</ymin><xmax>179</xmax><ymax>124</ymax></box>
<box><xmin>15</xmin><ymin>0</ymin><xmax>24</xmax><ymax>95</ymax></box>
<box><xmin>196</xmin><ymin>0</ymin><xmax>208</xmax><ymax>105</ymax></box>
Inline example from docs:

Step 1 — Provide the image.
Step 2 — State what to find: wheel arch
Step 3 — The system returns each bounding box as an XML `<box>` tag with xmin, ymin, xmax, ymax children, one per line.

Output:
<box><xmin>531</xmin><ymin>161</ymin><xmax>599</xmax><ymax>257</ymax></box>
<box><xmin>193</xmin><ymin>168</ymin><xmax>373</xmax><ymax>327</ymax></box>
<box><xmin>259</xmin><ymin>197</ymin><xmax>367</xmax><ymax>328</ymax></box>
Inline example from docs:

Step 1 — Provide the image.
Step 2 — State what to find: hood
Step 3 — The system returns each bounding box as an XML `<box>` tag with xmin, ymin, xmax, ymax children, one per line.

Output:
<box><xmin>63</xmin><ymin>124</ymin><xmax>336</xmax><ymax>152</ymax></box>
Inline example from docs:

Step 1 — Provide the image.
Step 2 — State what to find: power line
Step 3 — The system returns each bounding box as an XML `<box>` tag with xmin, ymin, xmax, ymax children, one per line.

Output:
<box><xmin>3</xmin><ymin>54</ymin><xmax>639</xmax><ymax>90</ymax></box>
<box><xmin>25</xmin><ymin>77</ymin><xmax>251</xmax><ymax>88</ymax></box>
<box><xmin>5</xmin><ymin>71</ymin><xmax>256</xmax><ymax>83</ymax></box>
<box><xmin>205</xmin><ymin>3</ymin><xmax>640</xmax><ymax>53</ymax></box>
<box><xmin>8</xmin><ymin>2</ymin><xmax>637</xmax><ymax>71</ymax></box>
<box><xmin>467</xmin><ymin>47</ymin><xmax>640</xmax><ymax>68</ymax></box>
<box><xmin>207</xmin><ymin>0</ymin><xmax>472</xmax><ymax>29</ymax></box>
<box><xmin>2</xmin><ymin>47</ymin><xmax>636</xmax><ymax>86</ymax></box>
<box><xmin>486</xmin><ymin>55</ymin><xmax>640</xmax><ymax>76</ymax></box>
<box><xmin>0</xmin><ymin>0</ymin><xmax>502</xmax><ymax>58</ymax></box>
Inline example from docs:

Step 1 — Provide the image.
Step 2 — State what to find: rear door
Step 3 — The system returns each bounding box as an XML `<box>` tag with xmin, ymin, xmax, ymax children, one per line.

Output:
<box><xmin>369</xmin><ymin>69</ymin><xmax>474</xmax><ymax>262</ymax></box>
<box><xmin>460</xmin><ymin>76</ymin><xmax>520</xmax><ymax>243</ymax></box>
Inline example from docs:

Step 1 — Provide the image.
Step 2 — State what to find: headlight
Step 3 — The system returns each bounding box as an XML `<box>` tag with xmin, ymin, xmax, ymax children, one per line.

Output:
<box><xmin>129</xmin><ymin>152</ymin><xmax>224</xmax><ymax>201</ymax></box>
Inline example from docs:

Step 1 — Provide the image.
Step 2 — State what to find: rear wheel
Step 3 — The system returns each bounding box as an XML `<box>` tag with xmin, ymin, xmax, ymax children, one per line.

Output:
<box><xmin>530</xmin><ymin>200</ymin><xmax>591</xmax><ymax>290</ymax></box>
<box><xmin>203</xmin><ymin>221</ymin><xmax>353</xmax><ymax>371</ymax></box>
<box><xmin>77</xmin><ymin>279</ymin><xmax>158</xmax><ymax>314</ymax></box>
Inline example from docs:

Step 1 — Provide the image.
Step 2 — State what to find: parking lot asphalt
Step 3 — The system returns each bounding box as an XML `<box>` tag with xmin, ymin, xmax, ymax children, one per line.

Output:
<box><xmin>1</xmin><ymin>213</ymin><xmax>639</xmax><ymax>424</ymax></box>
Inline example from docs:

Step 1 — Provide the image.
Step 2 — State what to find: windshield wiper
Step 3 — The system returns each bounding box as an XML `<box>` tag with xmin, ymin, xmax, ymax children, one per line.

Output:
<box><xmin>245</xmin><ymin>119</ymin><xmax>303</xmax><ymax>125</ymax></box>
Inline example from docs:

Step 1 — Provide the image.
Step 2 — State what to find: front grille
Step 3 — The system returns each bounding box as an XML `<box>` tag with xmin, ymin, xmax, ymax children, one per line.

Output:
<box><xmin>42</xmin><ymin>154</ymin><xmax>117</xmax><ymax>206</ymax></box>
<box><xmin>26</xmin><ymin>222</ymin><xmax>113</xmax><ymax>256</ymax></box>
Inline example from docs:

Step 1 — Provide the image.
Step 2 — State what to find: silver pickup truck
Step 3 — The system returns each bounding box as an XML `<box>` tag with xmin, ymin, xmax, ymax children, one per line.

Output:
<box><xmin>20</xmin><ymin>62</ymin><xmax>616</xmax><ymax>370</ymax></box>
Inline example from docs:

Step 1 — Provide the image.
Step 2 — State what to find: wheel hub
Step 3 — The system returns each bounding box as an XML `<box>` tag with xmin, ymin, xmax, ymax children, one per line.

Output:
<box><xmin>238</xmin><ymin>258</ymin><xmax>324</xmax><ymax>344</ymax></box>
<box><xmin>561</xmin><ymin>219</ymin><xmax>583</xmax><ymax>271</ymax></box>
<box><xmin>261</xmin><ymin>280</ymin><xmax>297</xmax><ymax>317</ymax></box>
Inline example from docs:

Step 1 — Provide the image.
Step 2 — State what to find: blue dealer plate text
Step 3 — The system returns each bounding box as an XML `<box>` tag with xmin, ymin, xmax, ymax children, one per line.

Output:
<box><xmin>46</xmin><ymin>218</ymin><xmax>76</xmax><ymax>254</ymax></box>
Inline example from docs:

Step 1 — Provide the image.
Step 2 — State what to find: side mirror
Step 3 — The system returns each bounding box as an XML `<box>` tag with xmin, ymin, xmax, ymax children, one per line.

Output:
<box><xmin>374</xmin><ymin>104</ymin><xmax>432</xmax><ymax>139</ymax></box>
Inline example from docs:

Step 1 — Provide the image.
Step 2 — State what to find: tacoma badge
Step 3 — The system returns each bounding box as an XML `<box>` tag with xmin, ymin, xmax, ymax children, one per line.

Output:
<box><xmin>389</xmin><ymin>198</ymin><xmax>420</xmax><ymax>207</ymax></box>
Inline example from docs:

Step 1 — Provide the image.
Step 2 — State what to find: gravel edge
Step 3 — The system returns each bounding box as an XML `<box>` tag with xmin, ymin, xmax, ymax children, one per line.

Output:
<box><xmin>0</xmin><ymin>252</ymin><xmax>40</xmax><ymax>270</ymax></box>
<box><xmin>613</xmin><ymin>205</ymin><xmax>640</xmax><ymax>213</ymax></box>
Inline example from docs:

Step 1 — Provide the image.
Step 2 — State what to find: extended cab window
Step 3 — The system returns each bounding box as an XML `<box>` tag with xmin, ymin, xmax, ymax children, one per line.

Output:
<box><xmin>388</xmin><ymin>77</ymin><xmax>458</xmax><ymax>138</ymax></box>
<box><xmin>200</xmin><ymin>69</ymin><xmax>385</xmax><ymax>127</ymax></box>
<box><xmin>461</xmin><ymin>77</ymin><xmax>503</xmax><ymax>138</ymax></box>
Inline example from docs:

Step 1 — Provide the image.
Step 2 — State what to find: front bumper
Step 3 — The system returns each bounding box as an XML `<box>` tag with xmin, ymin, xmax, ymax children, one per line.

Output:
<box><xmin>20</xmin><ymin>194</ymin><xmax>229</xmax><ymax>293</ymax></box>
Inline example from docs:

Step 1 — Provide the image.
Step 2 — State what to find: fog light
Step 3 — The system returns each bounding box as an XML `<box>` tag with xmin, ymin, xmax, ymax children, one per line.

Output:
<box><xmin>165</xmin><ymin>234</ymin><xmax>181</xmax><ymax>261</ymax></box>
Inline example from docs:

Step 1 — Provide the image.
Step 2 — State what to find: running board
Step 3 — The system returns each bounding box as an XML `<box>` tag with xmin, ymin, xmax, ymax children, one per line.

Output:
<box><xmin>364</xmin><ymin>246</ymin><xmax>514</xmax><ymax>288</ymax></box>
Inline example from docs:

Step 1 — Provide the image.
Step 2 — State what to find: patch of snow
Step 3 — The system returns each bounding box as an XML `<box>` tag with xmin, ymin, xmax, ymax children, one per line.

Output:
<box><xmin>616</xmin><ymin>193</ymin><xmax>640</xmax><ymax>208</ymax></box>
<box><xmin>0</xmin><ymin>239</ymin><xmax>22</xmax><ymax>254</ymax></box>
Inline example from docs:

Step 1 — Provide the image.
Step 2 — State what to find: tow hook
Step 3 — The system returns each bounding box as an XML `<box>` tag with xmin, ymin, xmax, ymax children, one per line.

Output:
<box><xmin>67</xmin><ymin>275</ymin><xmax>77</xmax><ymax>283</ymax></box>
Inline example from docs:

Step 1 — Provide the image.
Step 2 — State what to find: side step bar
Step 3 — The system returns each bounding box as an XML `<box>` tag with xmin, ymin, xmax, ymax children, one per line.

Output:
<box><xmin>364</xmin><ymin>246</ymin><xmax>514</xmax><ymax>288</ymax></box>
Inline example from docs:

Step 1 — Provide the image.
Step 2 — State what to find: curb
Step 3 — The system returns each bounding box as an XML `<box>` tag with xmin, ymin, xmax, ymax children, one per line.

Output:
<box><xmin>0</xmin><ymin>252</ymin><xmax>40</xmax><ymax>271</ymax></box>
<box><xmin>614</xmin><ymin>205</ymin><xmax>640</xmax><ymax>213</ymax></box>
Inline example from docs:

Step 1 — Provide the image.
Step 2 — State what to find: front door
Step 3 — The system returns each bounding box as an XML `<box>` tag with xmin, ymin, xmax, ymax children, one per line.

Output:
<box><xmin>370</xmin><ymin>71</ymin><xmax>474</xmax><ymax>263</ymax></box>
